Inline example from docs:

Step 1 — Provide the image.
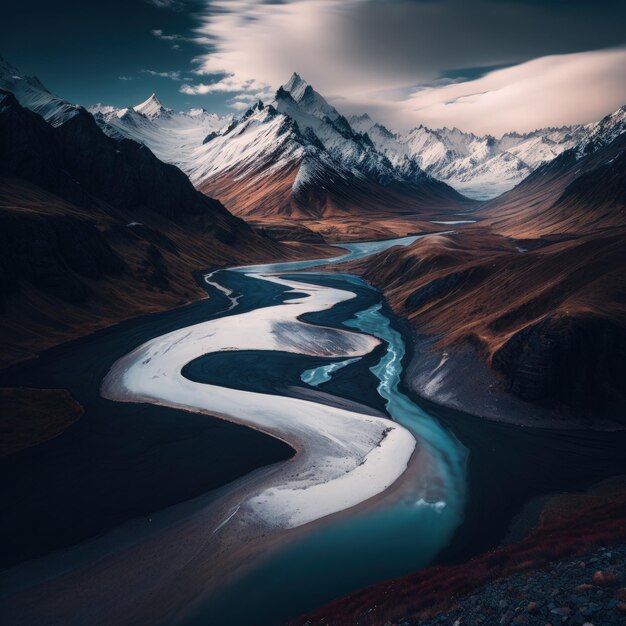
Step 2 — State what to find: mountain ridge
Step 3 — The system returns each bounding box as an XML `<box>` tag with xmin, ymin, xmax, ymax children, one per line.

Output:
<box><xmin>3</xmin><ymin>54</ymin><xmax>620</xmax><ymax>203</ymax></box>
<box><xmin>0</xmin><ymin>76</ymin><xmax>321</xmax><ymax>367</ymax></box>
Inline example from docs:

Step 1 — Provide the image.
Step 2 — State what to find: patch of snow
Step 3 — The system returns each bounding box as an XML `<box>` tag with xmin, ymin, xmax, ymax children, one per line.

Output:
<box><xmin>0</xmin><ymin>56</ymin><xmax>82</xmax><ymax>126</ymax></box>
<box><xmin>102</xmin><ymin>271</ymin><xmax>416</xmax><ymax>529</ymax></box>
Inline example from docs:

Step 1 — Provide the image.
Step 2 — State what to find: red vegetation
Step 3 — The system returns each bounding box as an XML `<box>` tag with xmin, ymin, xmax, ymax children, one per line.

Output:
<box><xmin>294</xmin><ymin>484</ymin><xmax>626</xmax><ymax>625</ymax></box>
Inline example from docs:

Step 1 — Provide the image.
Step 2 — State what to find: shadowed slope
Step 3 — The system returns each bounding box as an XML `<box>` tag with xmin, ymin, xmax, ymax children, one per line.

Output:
<box><xmin>0</xmin><ymin>90</ymin><xmax>325</xmax><ymax>367</ymax></box>
<box><xmin>352</xmin><ymin>122</ymin><xmax>626</xmax><ymax>420</ymax></box>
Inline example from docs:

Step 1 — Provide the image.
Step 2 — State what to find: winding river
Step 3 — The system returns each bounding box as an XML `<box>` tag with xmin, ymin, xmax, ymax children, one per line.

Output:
<box><xmin>102</xmin><ymin>237</ymin><xmax>468</xmax><ymax>623</ymax></box>
<box><xmin>3</xmin><ymin>236</ymin><xmax>626</xmax><ymax>626</ymax></box>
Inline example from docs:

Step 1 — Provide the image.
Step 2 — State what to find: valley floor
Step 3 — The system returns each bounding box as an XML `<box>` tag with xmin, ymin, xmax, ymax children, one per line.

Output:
<box><xmin>2</xmin><ymin>232</ymin><xmax>625</xmax><ymax>626</ymax></box>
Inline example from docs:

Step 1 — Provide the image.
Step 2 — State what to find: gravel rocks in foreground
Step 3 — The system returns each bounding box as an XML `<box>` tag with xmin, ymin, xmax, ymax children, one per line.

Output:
<box><xmin>404</xmin><ymin>543</ymin><xmax>626</xmax><ymax>626</ymax></box>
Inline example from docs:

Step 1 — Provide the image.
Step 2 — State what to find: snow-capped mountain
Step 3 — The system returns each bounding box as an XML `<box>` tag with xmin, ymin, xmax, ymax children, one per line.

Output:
<box><xmin>350</xmin><ymin>114</ymin><xmax>586</xmax><ymax>199</ymax></box>
<box><xmin>0</xmin><ymin>56</ymin><xmax>83</xmax><ymax>126</ymax></box>
<box><xmin>576</xmin><ymin>105</ymin><xmax>626</xmax><ymax>158</ymax></box>
<box><xmin>133</xmin><ymin>92</ymin><xmax>171</xmax><ymax>118</ymax></box>
<box><xmin>272</xmin><ymin>75</ymin><xmax>400</xmax><ymax>185</ymax></box>
<box><xmin>186</xmin><ymin>73</ymin><xmax>471</xmax><ymax>219</ymax></box>
<box><xmin>90</xmin><ymin>94</ymin><xmax>232</xmax><ymax>174</ymax></box>
<box><xmin>190</xmin><ymin>97</ymin><xmax>464</xmax><ymax>219</ymax></box>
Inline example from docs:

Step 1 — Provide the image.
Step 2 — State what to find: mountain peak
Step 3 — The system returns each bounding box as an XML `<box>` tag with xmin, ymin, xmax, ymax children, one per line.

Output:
<box><xmin>283</xmin><ymin>72</ymin><xmax>310</xmax><ymax>101</ymax></box>
<box><xmin>134</xmin><ymin>93</ymin><xmax>166</xmax><ymax>118</ymax></box>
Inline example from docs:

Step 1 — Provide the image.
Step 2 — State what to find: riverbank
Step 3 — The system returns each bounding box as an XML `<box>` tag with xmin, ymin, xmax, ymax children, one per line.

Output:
<box><xmin>0</xmin><ymin>239</ymin><xmax>438</xmax><ymax>626</ymax></box>
<box><xmin>294</xmin><ymin>477</ymin><xmax>626</xmax><ymax>625</ymax></box>
<box><xmin>101</xmin><ymin>268</ymin><xmax>416</xmax><ymax>531</ymax></box>
<box><xmin>0</xmin><ymin>270</ymin><xmax>300</xmax><ymax>568</ymax></box>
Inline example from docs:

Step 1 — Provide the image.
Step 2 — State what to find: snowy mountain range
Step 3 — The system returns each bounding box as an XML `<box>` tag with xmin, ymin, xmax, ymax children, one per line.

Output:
<box><xmin>89</xmin><ymin>74</ymin><xmax>450</xmax><ymax>209</ymax></box>
<box><xmin>86</xmin><ymin>72</ymin><xmax>622</xmax><ymax>204</ymax></box>
<box><xmin>349</xmin><ymin>114</ymin><xmax>586</xmax><ymax>199</ymax></box>
<box><xmin>87</xmin><ymin>73</ymin><xmax>466</xmax><ymax>219</ymax></box>
<box><xmin>1</xmin><ymin>57</ymin><xmax>624</xmax><ymax>209</ymax></box>
<box><xmin>89</xmin><ymin>94</ymin><xmax>232</xmax><ymax>176</ymax></box>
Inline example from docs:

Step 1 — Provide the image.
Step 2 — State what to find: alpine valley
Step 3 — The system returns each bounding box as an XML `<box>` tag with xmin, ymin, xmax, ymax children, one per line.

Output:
<box><xmin>0</xmin><ymin>23</ymin><xmax>625</xmax><ymax>626</ymax></box>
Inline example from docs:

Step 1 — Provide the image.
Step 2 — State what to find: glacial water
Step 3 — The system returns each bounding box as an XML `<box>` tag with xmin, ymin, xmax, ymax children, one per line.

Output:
<box><xmin>300</xmin><ymin>356</ymin><xmax>361</xmax><ymax>386</ymax></box>
<box><xmin>234</xmin><ymin>234</ymin><xmax>421</xmax><ymax>275</ymax></box>
<box><xmin>194</xmin><ymin>240</ymin><xmax>468</xmax><ymax>625</ymax></box>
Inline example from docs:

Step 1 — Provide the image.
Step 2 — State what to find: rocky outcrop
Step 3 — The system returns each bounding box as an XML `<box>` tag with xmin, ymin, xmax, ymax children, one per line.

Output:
<box><xmin>0</xmin><ymin>88</ymin><xmax>294</xmax><ymax>366</ymax></box>
<box><xmin>493</xmin><ymin>316</ymin><xmax>626</xmax><ymax>420</ymax></box>
<box><xmin>407</xmin><ymin>546</ymin><xmax>626</xmax><ymax>626</ymax></box>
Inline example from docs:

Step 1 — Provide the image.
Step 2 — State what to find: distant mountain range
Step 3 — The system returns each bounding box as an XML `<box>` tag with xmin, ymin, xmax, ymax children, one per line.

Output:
<box><xmin>88</xmin><ymin>71</ymin><xmax>624</xmax><ymax>203</ymax></box>
<box><xmin>3</xmin><ymin>56</ymin><xmax>623</xmax><ymax>211</ymax></box>
<box><xmin>349</xmin><ymin>114</ymin><xmax>586</xmax><ymax>199</ymax></box>
<box><xmin>93</xmin><ymin>73</ymin><xmax>467</xmax><ymax>220</ymax></box>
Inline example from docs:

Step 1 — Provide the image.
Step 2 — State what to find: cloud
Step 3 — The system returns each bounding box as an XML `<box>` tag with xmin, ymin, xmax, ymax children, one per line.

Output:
<box><xmin>141</xmin><ymin>69</ymin><xmax>182</xmax><ymax>80</ymax></box>
<box><xmin>228</xmin><ymin>101</ymin><xmax>252</xmax><ymax>111</ymax></box>
<box><xmin>180</xmin><ymin>74</ymin><xmax>271</xmax><ymax>96</ymax></box>
<box><xmin>118</xmin><ymin>76</ymin><xmax>134</xmax><ymax>81</ymax></box>
<box><xmin>188</xmin><ymin>0</ymin><xmax>626</xmax><ymax>132</ymax></box>
<box><xmin>151</xmin><ymin>28</ymin><xmax>211</xmax><ymax>47</ymax></box>
<box><xmin>151</xmin><ymin>28</ymin><xmax>181</xmax><ymax>42</ymax></box>
<box><xmin>225</xmin><ymin>91</ymin><xmax>274</xmax><ymax>110</ymax></box>
<box><xmin>145</xmin><ymin>0</ymin><xmax>184</xmax><ymax>9</ymax></box>
<box><xmin>401</xmin><ymin>47</ymin><xmax>626</xmax><ymax>135</ymax></box>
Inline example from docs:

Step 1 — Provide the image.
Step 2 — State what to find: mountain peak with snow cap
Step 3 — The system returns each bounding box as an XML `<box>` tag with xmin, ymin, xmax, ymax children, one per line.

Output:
<box><xmin>283</xmin><ymin>72</ymin><xmax>310</xmax><ymax>101</ymax></box>
<box><xmin>134</xmin><ymin>93</ymin><xmax>169</xmax><ymax>118</ymax></box>
<box><xmin>280</xmin><ymin>72</ymin><xmax>341</xmax><ymax>124</ymax></box>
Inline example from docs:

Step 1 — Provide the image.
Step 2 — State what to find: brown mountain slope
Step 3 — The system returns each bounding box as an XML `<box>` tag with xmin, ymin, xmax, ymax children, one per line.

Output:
<box><xmin>352</xmin><ymin>130</ymin><xmax>626</xmax><ymax>420</ymax></box>
<box><xmin>0</xmin><ymin>91</ymin><xmax>330</xmax><ymax>367</ymax></box>
<box><xmin>481</xmin><ymin>132</ymin><xmax>626</xmax><ymax>238</ymax></box>
<box><xmin>196</xmin><ymin>154</ymin><xmax>473</xmax><ymax>242</ymax></box>
<box><xmin>355</xmin><ymin>228</ymin><xmax>626</xmax><ymax>418</ymax></box>
<box><xmin>197</xmin><ymin>159</ymin><xmax>469</xmax><ymax>222</ymax></box>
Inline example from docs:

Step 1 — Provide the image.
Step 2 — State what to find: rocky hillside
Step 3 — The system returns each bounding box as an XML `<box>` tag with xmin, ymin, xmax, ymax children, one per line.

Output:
<box><xmin>353</xmin><ymin>124</ymin><xmax>626</xmax><ymax>423</ymax></box>
<box><xmin>295</xmin><ymin>479</ymin><xmax>626</xmax><ymax>625</ymax></box>
<box><xmin>0</xmin><ymin>89</ymin><xmax>307</xmax><ymax>367</ymax></box>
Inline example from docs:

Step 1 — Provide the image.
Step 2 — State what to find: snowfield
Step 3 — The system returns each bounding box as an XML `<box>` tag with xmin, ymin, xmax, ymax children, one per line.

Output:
<box><xmin>102</xmin><ymin>271</ymin><xmax>416</xmax><ymax>529</ymax></box>
<box><xmin>3</xmin><ymin>55</ymin><xmax>623</xmax><ymax>202</ymax></box>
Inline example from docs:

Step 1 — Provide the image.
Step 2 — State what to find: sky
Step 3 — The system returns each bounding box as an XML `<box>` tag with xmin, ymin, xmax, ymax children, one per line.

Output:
<box><xmin>1</xmin><ymin>0</ymin><xmax>625</xmax><ymax>134</ymax></box>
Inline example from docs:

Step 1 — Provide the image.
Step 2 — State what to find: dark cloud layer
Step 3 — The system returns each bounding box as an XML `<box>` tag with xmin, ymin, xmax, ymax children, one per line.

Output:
<box><xmin>343</xmin><ymin>0</ymin><xmax>626</xmax><ymax>83</ymax></box>
<box><xmin>1</xmin><ymin>0</ymin><xmax>625</xmax><ymax>131</ymax></box>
